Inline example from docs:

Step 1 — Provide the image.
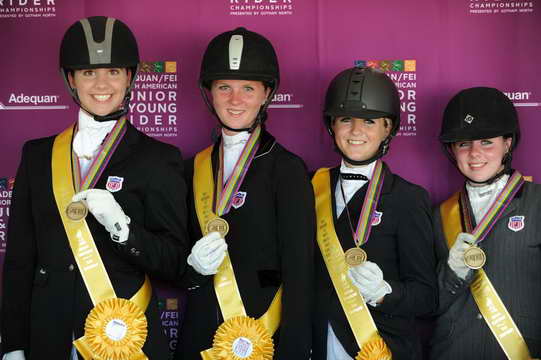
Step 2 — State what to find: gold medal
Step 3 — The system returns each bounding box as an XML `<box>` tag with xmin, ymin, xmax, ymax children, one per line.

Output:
<box><xmin>464</xmin><ymin>246</ymin><xmax>486</xmax><ymax>269</ymax></box>
<box><xmin>345</xmin><ymin>247</ymin><xmax>367</xmax><ymax>266</ymax></box>
<box><xmin>66</xmin><ymin>201</ymin><xmax>88</xmax><ymax>221</ymax></box>
<box><xmin>206</xmin><ymin>217</ymin><xmax>229</xmax><ymax>237</ymax></box>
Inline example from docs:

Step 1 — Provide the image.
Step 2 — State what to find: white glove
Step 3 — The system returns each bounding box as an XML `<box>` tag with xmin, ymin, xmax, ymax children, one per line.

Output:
<box><xmin>187</xmin><ymin>232</ymin><xmax>228</xmax><ymax>276</ymax></box>
<box><xmin>72</xmin><ymin>189</ymin><xmax>130</xmax><ymax>243</ymax></box>
<box><xmin>448</xmin><ymin>232</ymin><xmax>475</xmax><ymax>280</ymax></box>
<box><xmin>348</xmin><ymin>261</ymin><xmax>392</xmax><ymax>306</ymax></box>
<box><xmin>3</xmin><ymin>350</ymin><xmax>25</xmax><ymax>360</ymax></box>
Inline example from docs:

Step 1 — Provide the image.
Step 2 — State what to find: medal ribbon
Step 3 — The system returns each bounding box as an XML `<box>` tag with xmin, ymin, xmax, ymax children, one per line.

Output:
<box><xmin>460</xmin><ymin>171</ymin><xmax>524</xmax><ymax>245</ymax></box>
<box><xmin>440</xmin><ymin>175</ymin><xmax>533</xmax><ymax>360</ymax></box>
<box><xmin>71</xmin><ymin>117</ymin><xmax>127</xmax><ymax>192</ymax></box>
<box><xmin>52</xmin><ymin>124</ymin><xmax>151</xmax><ymax>360</ymax></box>
<box><xmin>194</xmin><ymin>138</ymin><xmax>282</xmax><ymax>359</ymax></box>
<box><xmin>313</xmin><ymin>168</ymin><xmax>391</xmax><ymax>358</ymax></box>
<box><xmin>214</xmin><ymin>126</ymin><xmax>261</xmax><ymax>216</ymax></box>
<box><xmin>349</xmin><ymin>160</ymin><xmax>385</xmax><ymax>247</ymax></box>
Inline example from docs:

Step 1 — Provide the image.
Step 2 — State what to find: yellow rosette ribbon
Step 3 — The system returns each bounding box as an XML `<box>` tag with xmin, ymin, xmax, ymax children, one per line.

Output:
<box><xmin>441</xmin><ymin>189</ymin><xmax>537</xmax><ymax>360</ymax></box>
<box><xmin>313</xmin><ymin>169</ymin><xmax>393</xmax><ymax>360</ymax></box>
<box><xmin>52</xmin><ymin>125</ymin><xmax>151</xmax><ymax>360</ymax></box>
<box><xmin>211</xmin><ymin>316</ymin><xmax>274</xmax><ymax>360</ymax></box>
<box><xmin>74</xmin><ymin>298</ymin><xmax>148</xmax><ymax>360</ymax></box>
<box><xmin>195</xmin><ymin>145</ymin><xmax>282</xmax><ymax>360</ymax></box>
<box><xmin>356</xmin><ymin>336</ymin><xmax>392</xmax><ymax>360</ymax></box>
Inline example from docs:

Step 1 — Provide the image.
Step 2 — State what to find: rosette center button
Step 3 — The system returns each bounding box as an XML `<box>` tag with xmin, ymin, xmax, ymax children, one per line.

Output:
<box><xmin>232</xmin><ymin>337</ymin><xmax>253</xmax><ymax>358</ymax></box>
<box><xmin>105</xmin><ymin>319</ymin><xmax>128</xmax><ymax>341</ymax></box>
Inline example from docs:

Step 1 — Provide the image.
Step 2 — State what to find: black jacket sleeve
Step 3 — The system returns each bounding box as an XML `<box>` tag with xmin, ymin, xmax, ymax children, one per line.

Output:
<box><xmin>1</xmin><ymin>142</ymin><xmax>37</xmax><ymax>353</ymax></box>
<box><xmin>273</xmin><ymin>153</ymin><xmax>315</xmax><ymax>360</ymax></box>
<box><xmin>112</xmin><ymin>145</ymin><xmax>189</xmax><ymax>283</ymax></box>
<box><xmin>376</xmin><ymin>185</ymin><xmax>438</xmax><ymax>317</ymax></box>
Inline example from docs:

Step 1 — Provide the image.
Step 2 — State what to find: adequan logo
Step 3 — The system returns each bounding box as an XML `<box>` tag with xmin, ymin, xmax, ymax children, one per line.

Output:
<box><xmin>268</xmin><ymin>91</ymin><xmax>303</xmax><ymax>110</ymax></box>
<box><xmin>0</xmin><ymin>92</ymin><xmax>68</xmax><ymax>111</ymax></box>
<box><xmin>504</xmin><ymin>90</ymin><xmax>539</xmax><ymax>107</ymax></box>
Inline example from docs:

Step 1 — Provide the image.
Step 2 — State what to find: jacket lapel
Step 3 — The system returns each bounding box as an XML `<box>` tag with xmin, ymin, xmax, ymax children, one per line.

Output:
<box><xmin>106</xmin><ymin>121</ymin><xmax>141</xmax><ymax>168</ymax></box>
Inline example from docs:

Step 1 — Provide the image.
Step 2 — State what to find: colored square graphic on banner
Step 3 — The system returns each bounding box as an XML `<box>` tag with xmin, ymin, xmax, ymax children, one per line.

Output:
<box><xmin>0</xmin><ymin>178</ymin><xmax>15</xmax><ymax>191</ymax></box>
<box><xmin>404</xmin><ymin>60</ymin><xmax>416</xmax><ymax>72</ymax></box>
<box><xmin>153</xmin><ymin>62</ymin><xmax>164</xmax><ymax>73</ymax></box>
<box><xmin>392</xmin><ymin>60</ymin><xmax>404</xmax><ymax>71</ymax></box>
<box><xmin>158</xmin><ymin>297</ymin><xmax>180</xmax><ymax>311</ymax></box>
<box><xmin>165</xmin><ymin>62</ymin><xmax>177</xmax><ymax>73</ymax></box>
<box><xmin>140</xmin><ymin>62</ymin><xmax>153</xmax><ymax>73</ymax></box>
<box><xmin>354</xmin><ymin>60</ymin><xmax>367</xmax><ymax>68</ymax></box>
<box><xmin>380</xmin><ymin>61</ymin><xmax>392</xmax><ymax>72</ymax></box>
<box><xmin>166</xmin><ymin>298</ymin><xmax>178</xmax><ymax>310</ymax></box>
<box><xmin>139</xmin><ymin>61</ymin><xmax>176</xmax><ymax>73</ymax></box>
<box><xmin>367</xmin><ymin>60</ymin><xmax>380</xmax><ymax>69</ymax></box>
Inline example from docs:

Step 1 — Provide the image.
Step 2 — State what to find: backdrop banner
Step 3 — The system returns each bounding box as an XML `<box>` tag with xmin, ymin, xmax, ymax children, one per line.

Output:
<box><xmin>1</xmin><ymin>0</ymin><xmax>539</xmax><ymax>354</ymax></box>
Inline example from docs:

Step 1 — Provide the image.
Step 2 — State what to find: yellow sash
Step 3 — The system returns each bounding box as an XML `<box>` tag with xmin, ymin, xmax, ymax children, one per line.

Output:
<box><xmin>194</xmin><ymin>145</ymin><xmax>282</xmax><ymax>360</ymax></box>
<box><xmin>440</xmin><ymin>192</ymin><xmax>534</xmax><ymax>360</ymax></box>
<box><xmin>52</xmin><ymin>125</ymin><xmax>151</xmax><ymax>360</ymax></box>
<box><xmin>312</xmin><ymin>168</ymin><xmax>391</xmax><ymax>360</ymax></box>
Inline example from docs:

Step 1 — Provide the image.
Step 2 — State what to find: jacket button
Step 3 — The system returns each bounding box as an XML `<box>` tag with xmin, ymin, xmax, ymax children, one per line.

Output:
<box><xmin>39</xmin><ymin>268</ymin><xmax>46</xmax><ymax>274</ymax></box>
<box><xmin>68</xmin><ymin>264</ymin><xmax>75</xmax><ymax>271</ymax></box>
<box><xmin>476</xmin><ymin>313</ymin><xmax>483</xmax><ymax>320</ymax></box>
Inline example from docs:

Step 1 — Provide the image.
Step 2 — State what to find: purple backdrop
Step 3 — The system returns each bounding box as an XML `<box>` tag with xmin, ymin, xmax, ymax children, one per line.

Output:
<box><xmin>0</xmin><ymin>0</ymin><xmax>539</xmax><ymax>353</ymax></box>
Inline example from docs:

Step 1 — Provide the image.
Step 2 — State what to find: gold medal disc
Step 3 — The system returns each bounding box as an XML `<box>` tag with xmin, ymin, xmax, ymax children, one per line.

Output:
<box><xmin>66</xmin><ymin>201</ymin><xmax>88</xmax><ymax>221</ymax></box>
<box><xmin>345</xmin><ymin>248</ymin><xmax>367</xmax><ymax>266</ymax></box>
<box><xmin>206</xmin><ymin>217</ymin><xmax>229</xmax><ymax>237</ymax></box>
<box><xmin>463</xmin><ymin>246</ymin><xmax>486</xmax><ymax>269</ymax></box>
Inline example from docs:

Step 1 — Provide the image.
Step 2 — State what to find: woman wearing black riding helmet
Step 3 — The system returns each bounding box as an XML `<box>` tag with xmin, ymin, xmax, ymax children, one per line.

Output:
<box><xmin>311</xmin><ymin>66</ymin><xmax>437</xmax><ymax>360</ymax></box>
<box><xmin>431</xmin><ymin>87</ymin><xmax>541</xmax><ymax>359</ymax></box>
<box><xmin>175</xmin><ymin>27</ymin><xmax>315</xmax><ymax>359</ymax></box>
<box><xmin>1</xmin><ymin>16</ymin><xmax>187</xmax><ymax>360</ymax></box>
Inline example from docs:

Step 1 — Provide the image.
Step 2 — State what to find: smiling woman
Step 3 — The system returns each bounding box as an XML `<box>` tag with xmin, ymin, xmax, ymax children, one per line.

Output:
<box><xmin>431</xmin><ymin>87</ymin><xmax>541</xmax><ymax>360</ymax></box>
<box><xmin>1</xmin><ymin>16</ymin><xmax>187</xmax><ymax>360</ymax></box>
<box><xmin>331</xmin><ymin>116</ymin><xmax>391</xmax><ymax>163</ymax></box>
<box><xmin>176</xmin><ymin>27</ymin><xmax>315</xmax><ymax>360</ymax></box>
<box><xmin>210</xmin><ymin>79</ymin><xmax>270</xmax><ymax>135</ymax></box>
<box><xmin>451</xmin><ymin>136</ymin><xmax>511</xmax><ymax>184</ymax></box>
<box><xmin>311</xmin><ymin>66</ymin><xmax>437</xmax><ymax>360</ymax></box>
<box><xmin>68</xmin><ymin>68</ymin><xmax>131</xmax><ymax>117</ymax></box>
